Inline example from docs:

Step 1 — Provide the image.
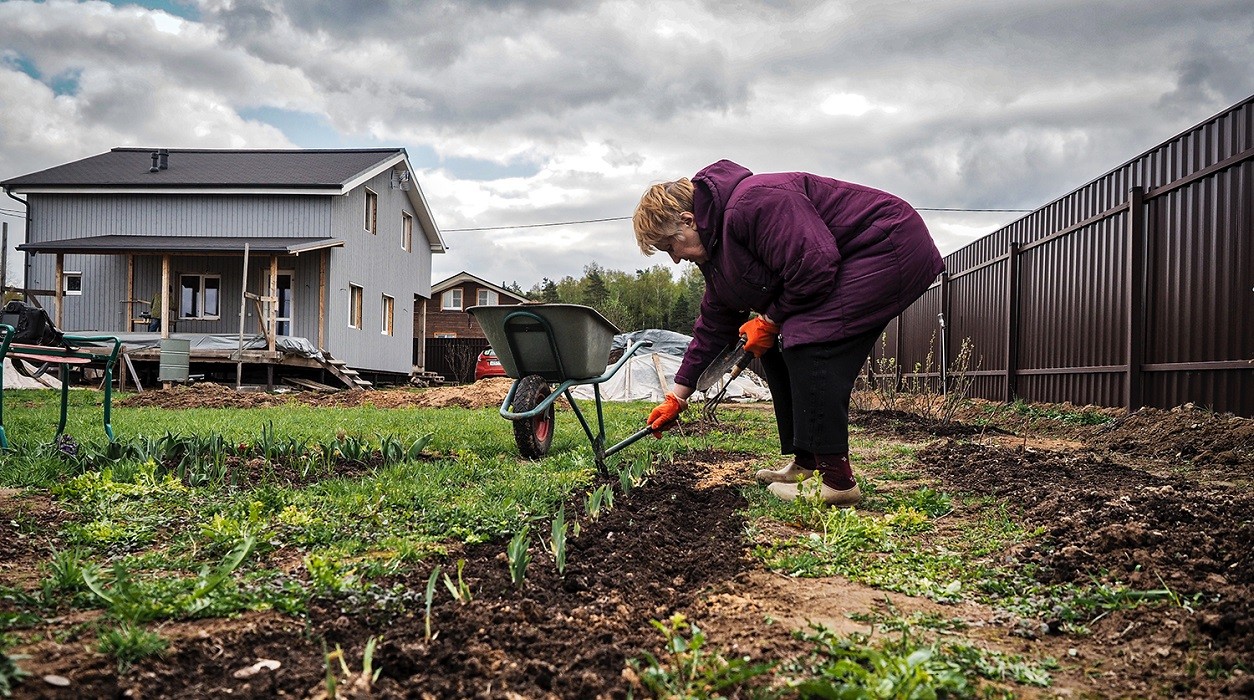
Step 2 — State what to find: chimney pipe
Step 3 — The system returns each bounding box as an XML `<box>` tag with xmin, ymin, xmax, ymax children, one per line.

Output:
<box><xmin>150</xmin><ymin>152</ymin><xmax>160</xmax><ymax>173</ymax></box>
<box><xmin>158</xmin><ymin>149</ymin><xmax>169</xmax><ymax>170</ymax></box>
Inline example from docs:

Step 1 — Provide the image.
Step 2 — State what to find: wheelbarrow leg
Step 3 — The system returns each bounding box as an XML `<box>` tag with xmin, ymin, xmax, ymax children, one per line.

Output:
<box><xmin>563</xmin><ymin>386</ymin><xmax>610</xmax><ymax>476</ymax></box>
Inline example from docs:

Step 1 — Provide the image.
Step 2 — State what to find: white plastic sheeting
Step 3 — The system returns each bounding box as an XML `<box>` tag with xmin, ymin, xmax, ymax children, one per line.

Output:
<box><xmin>568</xmin><ymin>351</ymin><xmax>771</xmax><ymax>403</ymax></box>
<box><xmin>2</xmin><ymin>359</ymin><xmax>63</xmax><ymax>389</ymax></box>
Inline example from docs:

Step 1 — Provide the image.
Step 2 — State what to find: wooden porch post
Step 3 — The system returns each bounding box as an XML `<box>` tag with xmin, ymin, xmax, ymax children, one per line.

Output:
<box><xmin>160</xmin><ymin>255</ymin><xmax>170</xmax><ymax>339</ymax></box>
<box><xmin>54</xmin><ymin>253</ymin><xmax>64</xmax><ymax>328</ymax></box>
<box><xmin>318</xmin><ymin>249</ymin><xmax>327</xmax><ymax>350</ymax></box>
<box><xmin>268</xmin><ymin>255</ymin><xmax>278</xmax><ymax>352</ymax></box>
<box><xmin>125</xmin><ymin>254</ymin><xmax>134</xmax><ymax>332</ymax></box>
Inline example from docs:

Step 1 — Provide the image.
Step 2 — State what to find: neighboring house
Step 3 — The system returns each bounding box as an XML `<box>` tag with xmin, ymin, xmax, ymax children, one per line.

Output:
<box><xmin>419</xmin><ymin>271</ymin><xmax>529</xmax><ymax>340</ymax></box>
<box><xmin>1</xmin><ymin>147</ymin><xmax>445</xmax><ymax>379</ymax></box>
<box><xmin>415</xmin><ymin>272</ymin><xmax>528</xmax><ymax>382</ymax></box>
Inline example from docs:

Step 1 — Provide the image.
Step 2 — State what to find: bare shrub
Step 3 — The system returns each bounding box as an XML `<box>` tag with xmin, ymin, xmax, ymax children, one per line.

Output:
<box><xmin>445</xmin><ymin>344</ymin><xmax>480</xmax><ymax>385</ymax></box>
<box><xmin>862</xmin><ymin>333</ymin><xmax>980</xmax><ymax>424</ymax></box>
<box><xmin>870</xmin><ymin>333</ymin><xmax>899</xmax><ymax>411</ymax></box>
<box><xmin>936</xmin><ymin>337</ymin><xmax>978</xmax><ymax>424</ymax></box>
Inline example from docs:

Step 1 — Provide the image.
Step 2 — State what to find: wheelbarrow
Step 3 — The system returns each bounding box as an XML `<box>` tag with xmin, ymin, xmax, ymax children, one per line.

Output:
<box><xmin>466</xmin><ymin>303</ymin><xmax>655</xmax><ymax>474</ymax></box>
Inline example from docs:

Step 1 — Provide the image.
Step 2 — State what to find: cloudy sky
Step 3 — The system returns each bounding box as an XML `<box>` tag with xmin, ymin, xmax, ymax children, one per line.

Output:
<box><xmin>1</xmin><ymin>0</ymin><xmax>1250</xmax><ymax>290</ymax></box>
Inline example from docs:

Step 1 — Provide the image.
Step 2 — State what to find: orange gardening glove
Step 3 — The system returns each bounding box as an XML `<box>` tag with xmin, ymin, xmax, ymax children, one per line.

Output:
<box><xmin>647</xmin><ymin>392</ymin><xmax>688</xmax><ymax>438</ymax></box>
<box><xmin>738</xmin><ymin>316</ymin><xmax>780</xmax><ymax>357</ymax></box>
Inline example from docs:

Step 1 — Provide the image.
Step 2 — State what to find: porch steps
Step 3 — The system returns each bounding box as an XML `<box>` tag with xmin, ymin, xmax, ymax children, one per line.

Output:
<box><xmin>320</xmin><ymin>354</ymin><xmax>374</xmax><ymax>390</ymax></box>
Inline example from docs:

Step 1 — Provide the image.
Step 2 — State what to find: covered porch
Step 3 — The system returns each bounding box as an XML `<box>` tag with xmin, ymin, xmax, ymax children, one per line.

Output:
<box><xmin>15</xmin><ymin>235</ymin><xmax>369</xmax><ymax>390</ymax></box>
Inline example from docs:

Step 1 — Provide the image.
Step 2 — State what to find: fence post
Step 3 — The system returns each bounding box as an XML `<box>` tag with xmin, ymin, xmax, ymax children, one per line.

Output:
<box><xmin>1125</xmin><ymin>186</ymin><xmax>1146</xmax><ymax>412</ymax></box>
<box><xmin>938</xmin><ymin>272</ymin><xmax>950</xmax><ymax>393</ymax></box>
<box><xmin>1004</xmin><ymin>242</ymin><xmax>1021</xmax><ymax>403</ymax></box>
<box><xmin>893</xmin><ymin>315</ymin><xmax>903</xmax><ymax>392</ymax></box>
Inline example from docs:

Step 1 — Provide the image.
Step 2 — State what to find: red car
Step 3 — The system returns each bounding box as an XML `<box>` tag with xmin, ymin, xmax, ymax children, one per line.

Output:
<box><xmin>474</xmin><ymin>347</ymin><xmax>508</xmax><ymax>381</ymax></box>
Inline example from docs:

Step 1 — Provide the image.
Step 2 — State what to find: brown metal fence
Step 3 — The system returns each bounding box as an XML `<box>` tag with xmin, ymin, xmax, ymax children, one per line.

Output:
<box><xmin>421</xmin><ymin>337</ymin><xmax>490</xmax><ymax>384</ymax></box>
<box><xmin>879</xmin><ymin>94</ymin><xmax>1253</xmax><ymax>416</ymax></box>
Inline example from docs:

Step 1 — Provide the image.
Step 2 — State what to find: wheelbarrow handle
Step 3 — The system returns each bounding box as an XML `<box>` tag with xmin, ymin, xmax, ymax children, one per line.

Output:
<box><xmin>604</xmin><ymin>424</ymin><xmax>657</xmax><ymax>459</ymax></box>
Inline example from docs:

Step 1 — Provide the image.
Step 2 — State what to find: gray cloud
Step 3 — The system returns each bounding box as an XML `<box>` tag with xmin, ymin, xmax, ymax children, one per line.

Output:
<box><xmin>1</xmin><ymin>0</ymin><xmax>1251</xmax><ymax>287</ymax></box>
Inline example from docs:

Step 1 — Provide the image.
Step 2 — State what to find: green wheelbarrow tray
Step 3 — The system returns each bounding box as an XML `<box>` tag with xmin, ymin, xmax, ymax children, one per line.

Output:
<box><xmin>466</xmin><ymin>304</ymin><xmax>656</xmax><ymax>474</ymax></box>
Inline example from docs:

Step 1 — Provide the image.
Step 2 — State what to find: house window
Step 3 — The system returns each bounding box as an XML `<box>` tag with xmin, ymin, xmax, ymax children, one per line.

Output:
<box><xmin>476</xmin><ymin>289</ymin><xmax>498</xmax><ymax>306</ymax></box>
<box><xmin>381</xmin><ymin>294</ymin><xmax>394</xmax><ymax>336</ymax></box>
<box><xmin>64</xmin><ymin>272</ymin><xmax>83</xmax><ymax>296</ymax></box>
<box><xmin>179</xmin><ymin>274</ymin><xmax>221</xmax><ymax>319</ymax></box>
<box><xmin>364</xmin><ymin>189</ymin><xmax>378</xmax><ymax>235</ymax></box>
<box><xmin>441</xmin><ymin>289</ymin><xmax>463</xmax><ymax>310</ymax></box>
<box><xmin>402</xmin><ymin>212</ymin><xmax>413</xmax><ymax>252</ymax></box>
<box><xmin>349</xmin><ymin>284</ymin><xmax>363</xmax><ymax>328</ymax></box>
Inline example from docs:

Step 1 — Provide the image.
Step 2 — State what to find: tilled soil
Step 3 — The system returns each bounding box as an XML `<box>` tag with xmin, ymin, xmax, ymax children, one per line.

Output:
<box><xmin>10</xmin><ymin>454</ymin><xmax>752</xmax><ymax>700</ymax></box>
<box><xmin>4</xmin><ymin>401</ymin><xmax>1252</xmax><ymax>698</ymax></box>
<box><xmin>912</xmin><ymin>417</ymin><xmax>1254</xmax><ymax>698</ymax></box>
<box><xmin>117</xmin><ymin>379</ymin><xmax>517</xmax><ymax>411</ymax></box>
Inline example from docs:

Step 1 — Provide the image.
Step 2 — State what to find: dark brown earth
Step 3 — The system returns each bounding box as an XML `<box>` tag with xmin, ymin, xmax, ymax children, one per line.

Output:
<box><xmin>4</xmin><ymin>399</ymin><xmax>1252</xmax><ymax>699</ymax></box>
<box><xmin>117</xmin><ymin>379</ymin><xmax>517</xmax><ymax>411</ymax></box>
<box><xmin>8</xmin><ymin>454</ymin><xmax>753</xmax><ymax>700</ymax></box>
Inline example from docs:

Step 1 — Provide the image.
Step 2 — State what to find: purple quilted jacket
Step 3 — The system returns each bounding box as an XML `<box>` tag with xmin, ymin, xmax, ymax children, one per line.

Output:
<box><xmin>674</xmin><ymin>160</ymin><xmax>945</xmax><ymax>389</ymax></box>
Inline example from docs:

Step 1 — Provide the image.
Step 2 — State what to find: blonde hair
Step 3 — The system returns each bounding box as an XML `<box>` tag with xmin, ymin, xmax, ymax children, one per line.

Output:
<box><xmin>633</xmin><ymin>178</ymin><xmax>694</xmax><ymax>255</ymax></box>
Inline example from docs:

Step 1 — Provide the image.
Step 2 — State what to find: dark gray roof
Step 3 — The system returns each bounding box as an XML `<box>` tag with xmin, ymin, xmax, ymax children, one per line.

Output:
<box><xmin>1</xmin><ymin>148</ymin><xmax>404</xmax><ymax>189</ymax></box>
<box><xmin>19</xmin><ymin>235</ymin><xmax>344</xmax><ymax>255</ymax></box>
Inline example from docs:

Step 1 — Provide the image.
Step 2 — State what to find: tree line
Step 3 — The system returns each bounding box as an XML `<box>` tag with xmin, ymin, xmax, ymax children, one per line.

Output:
<box><xmin>502</xmin><ymin>263</ymin><xmax>706</xmax><ymax>334</ymax></box>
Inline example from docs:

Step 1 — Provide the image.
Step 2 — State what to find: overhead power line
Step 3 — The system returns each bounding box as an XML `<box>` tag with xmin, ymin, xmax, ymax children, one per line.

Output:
<box><xmin>0</xmin><ymin>207</ymin><xmax>27</xmax><ymax>216</ymax></box>
<box><xmin>443</xmin><ymin>207</ymin><xmax>1031</xmax><ymax>232</ymax></box>
<box><xmin>445</xmin><ymin>216</ymin><xmax>629</xmax><ymax>232</ymax></box>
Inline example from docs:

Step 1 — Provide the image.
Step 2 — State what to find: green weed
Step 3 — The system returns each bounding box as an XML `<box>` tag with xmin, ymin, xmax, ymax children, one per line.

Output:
<box><xmin>550</xmin><ymin>507</ymin><xmax>569</xmax><ymax>576</ymax></box>
<box><xmin>873</xmin><ymin>486</ymin><xmax>953</xmax><ymax>518</ymax></box>
<box><xmin>798</xmin><ymin>623</ymin><xmax>1055</xmax><ymax>697</ymax></box>
<box><xmin>323</xmin><ymin>636</ymin><xmax>382</xmax><ymax>698</ymax></box>
<box><xmin>40</xmin><ymin>548</ymin><xmax>90</xmax><ymax>601</ymax></box>
<box><xmin>507</xmin><ymin>525</ymin><xmax>532</xmax><ymax>589</ymax></box>
<box><xmin>97</xmin><ymin>624</ymin><xmax>167</xmax><ymax>673</ymax></box>
<box><xmin>305</xmin><ymin>553</ymin><xmax>361</xmax><ymax>594</ymax></box>
<box><xmin>441</xmin><ymin>559</ymin><xmax>473</xmax><ymax>604</ymax></box>
<box><xmin>1004</xmin><ymin>400</ymin><xmax>1113</xmax><ymax>426</ymax></box>
<box><xmin>423</xmin><ymin>566</ymin><xmax>441</xmax><ymax>640</ymax></box>
<box><xmin>82</xmin><ymin>535</ymin><xmax>256</xmax><ymax>622</ymax></box>
<box><xmin>0</xmin><ymin>649</ymin><xmax>29</xmax><ymax>697</ymax></box>
<box><xmin>630</xmin><ymin>613</ymin><xmax>775</xmax><ymax>699</ymax></box>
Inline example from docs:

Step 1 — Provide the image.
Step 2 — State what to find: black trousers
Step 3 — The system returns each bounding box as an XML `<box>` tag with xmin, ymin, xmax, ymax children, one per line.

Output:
<box><xmin>758</xmin><ymin>324</ymin><xmax>886</xmax><ymax>456</ymax></box>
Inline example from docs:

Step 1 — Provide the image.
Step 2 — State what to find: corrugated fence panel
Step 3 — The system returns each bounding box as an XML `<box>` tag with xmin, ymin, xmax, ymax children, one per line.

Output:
<box><xmin>1016</xmin><ymin>214</ymin><xmax>1128</xmax><ymax>407</ymax></box>
<box><xmin>891</xmin><ymin>95</ymin><xmax>1253</xmax><ymax>416</ymax></box>
<box><xmin>898</xmin><ymin>284</ymin><xmax>943</xmax><ymax>392</ymax></box>
<box><xmin>949</xmin><ymin>263</ymin><xmax>1006</xmax><ymax>372</ymax></box>
<box><xmin>1145</xmin><ymin>155</ymin><xmax>1253</xmax><ymax>415</ymax></box>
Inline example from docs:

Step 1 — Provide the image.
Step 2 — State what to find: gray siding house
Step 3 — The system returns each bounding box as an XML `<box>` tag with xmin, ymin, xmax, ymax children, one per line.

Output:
<box><xmin>1</xmin><ymin>148</ymin><xmax>445</xmax><ymax>378</ymax></box>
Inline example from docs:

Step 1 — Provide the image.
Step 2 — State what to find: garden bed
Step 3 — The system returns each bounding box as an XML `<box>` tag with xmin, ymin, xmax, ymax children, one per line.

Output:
<box><xmin>1</xmin><ymin>396</ymin><xmax>1250</xmax><ymax>698</ymax></box>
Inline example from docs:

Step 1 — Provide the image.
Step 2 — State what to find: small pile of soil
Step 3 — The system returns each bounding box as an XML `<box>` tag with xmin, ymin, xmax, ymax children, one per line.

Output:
<box><xmin>117</xmin><ymin>379</ymin><xmax>516</xmax><ymax>411</ymax></box>
<box><xmin>118</xmin><ymin>382</ymin><xmax>293</xmax><ymax>409</ymax></box>
<box><xmin>1087</xmin><ymin>405</ymin><xmax>1254</xmax><ymax>468</ymax></box>
<box><xmin>851</xmin><ymin>408</ymin><xmax>1005</xmax><ymax>440</ymax></box>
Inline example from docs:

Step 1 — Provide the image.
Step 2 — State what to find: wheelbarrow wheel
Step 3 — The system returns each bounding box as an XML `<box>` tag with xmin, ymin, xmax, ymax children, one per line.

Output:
<box><xmin>511</xmin><ymin>374</ymin><xmax>554</xmax><ymax>459</ymax></box>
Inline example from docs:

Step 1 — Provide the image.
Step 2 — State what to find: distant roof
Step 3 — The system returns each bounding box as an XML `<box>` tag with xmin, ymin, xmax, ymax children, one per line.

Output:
<box><xmin>0</xmin><ymin>148</ymin><xmax>404</xmax><ymax>190</ymax></box>
<box><xmin>18</xmin><ymin>235</ymin><xmax>344</xmax><ymax>255</ymax></box>
<box><xmin>432</xmin><ymin>271</ymin><xmax>530</xmax><ymax>302</ymax></box>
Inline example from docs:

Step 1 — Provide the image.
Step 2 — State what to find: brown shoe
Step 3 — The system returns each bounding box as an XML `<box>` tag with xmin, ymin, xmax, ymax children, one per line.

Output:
<box><xmin>766</xmin><ymin>479</ymin><xmax>862</xmax><ymax>507</ymax></box>
<box><xmin>754</xmin><ymin>459</ymin><xmax>816</xmax><ymax>485</ymax></box>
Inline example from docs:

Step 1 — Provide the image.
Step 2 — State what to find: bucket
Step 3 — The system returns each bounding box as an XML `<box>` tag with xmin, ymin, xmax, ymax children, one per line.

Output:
<box><xmin>158</xmin><ymin>338</ymin><xmax>191</xmax><ymax>382</ymax></box>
